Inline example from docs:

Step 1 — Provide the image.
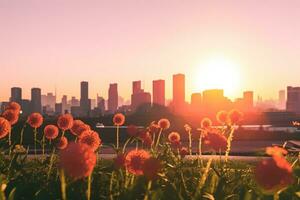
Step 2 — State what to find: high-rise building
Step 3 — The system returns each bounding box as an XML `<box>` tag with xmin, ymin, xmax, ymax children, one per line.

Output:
<box><xmin>202</xmin><ymin>89</ymin><xmax>230</xmax><ymax>114</ymax></box>
<box><xmin>70</xmin><ymin>96</ymin><xmax>80</xmax><ymax>107</ymax></box>
<box><xmin>131</xmin><ymin>92</ymin><xmax>151</xmax><ymax>110</ymax></box>
<box><xmin>31</xmin><ymin>88</ymin><xmax>42</xmax><ymax>113</ymax></box>
<box><xmin>97</xmin><ymin>96</ymin><xmax>106</xmax><ymax>114</ymax></box>
<box><xmin>191</xmin><ymin>93</ymin><xmax>202</xmax><ymax>112</ymax></box>
<box><xmin>243</xmin><ymin>91</ymin><xmax>254</xmax><ymax>111</ymax></box>
<box><xmin>41</xmin><ymin>93</ymin><xmax>56</xmax><ymax>109</ymax></box>
<box><xmin>172</xmin><ymin>74</ymin><xmax>185</xmax><ymax>112</ymax></box>
<box><xmin>286</xmin><ymin>86</ymin><xmax>300</xmax><ymax>114</ymax></box>
<box><xmin>132</xmin><ymin>81</ymin><xmax>142</xmax><ymax>94</ymax></box>
<box><xmin>80</xmin><ymin>81</ymin><xmax>90</xmax><ymax>116</ymax></box>
<box><xmin>11</xmin><ymin>87</ymin><xmax>22</xmax><ymax>104</ymax></box>
<box><xmin>278</xmin><ymin>90</ymin><xmax>286</xmax><ymax>109</ymax></box>
<box><xmin>153</xmin><ymin>79</ymin><xmax>165</xmax><ymax>106</ymax></box>
<box><xmin>108</xmin><ymin>83</ymin><xmax>118</xmax><ymax>113</ymax></box>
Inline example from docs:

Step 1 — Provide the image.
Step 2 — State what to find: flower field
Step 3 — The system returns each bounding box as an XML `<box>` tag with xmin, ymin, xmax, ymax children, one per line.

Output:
<box><xmin>0</xmin><ymin>102</ymin><xmax>299</xmax><ymax>200</ymax></box>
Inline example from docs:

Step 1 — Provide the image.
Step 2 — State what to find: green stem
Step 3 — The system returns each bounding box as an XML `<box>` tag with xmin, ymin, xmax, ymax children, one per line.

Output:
<box><xmin>122</xmin><ymin>137</ymin><xmax>132</xmax><ymax>153</ymax></box>
<box><xmin>20</xmin><ymin>123</ymin><xmax>26</xmax><ymax>145</ymax></box>
<box><xmin>143</xmin><ymin>180</ymin><xmax>152</xmax><ymax>200</ymax></box>
<box><xmin>116</xmin><ymin>125</ymin><xmax>119</xmax><ymax>149</ymax></box>
<box><xmin>109</xmin><ymin>172</ymin><xmax>115</xmax><ymax>200</ymax></box>
<box><xmin>59</xmin><ymin>169</ymin><xmax>67</xmax><ymax>200</ymax></box>
<box><xmin>155</xmin><ymin>128</ymin><xmax>163</xmax><ymax>149</ymax></box>
<box><xmin>198</xmin><ymin>133</ymin><xmax>202</xmax><ymax>156</ymax></box>
<box><xmin>34</xmin><ymin>128</ymin><xmax>37</xmax><ymax>157</ymax></box>
<box><xmin>42</xmin><ymin>135</ymin><xmax>45</xmax><ymax>158</ymax></box>
<box><xmin>225</xmin><ymin>127</ymin><xmax>235</xmax><ymax>162</ymax></box>
<box><xmin>47</xmin><ymin>147</ymin><xmax>56</xmax><ymax>181</ymax></box>
<box><xmin>87</xmin><ymin>174</ymin><xmax>92</xmax><ymax>200</ymax></box>
<box><xmin>189</xmin><ymin>131</ymin><xmax>192</xmax><ymax>155</ymax></box>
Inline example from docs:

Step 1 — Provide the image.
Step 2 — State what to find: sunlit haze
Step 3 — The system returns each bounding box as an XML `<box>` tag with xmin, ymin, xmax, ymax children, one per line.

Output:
<box><xmin>1</xmin><ymin>0</ymin><xmax>300</xmax><ymax>102</ymax></box>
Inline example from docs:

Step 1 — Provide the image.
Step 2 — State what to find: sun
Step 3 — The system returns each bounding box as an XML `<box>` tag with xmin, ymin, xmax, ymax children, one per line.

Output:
<box><xmin>194</xmin><ymin>57</ymin><xmax>241</xmax><ymax>98</ymax></box>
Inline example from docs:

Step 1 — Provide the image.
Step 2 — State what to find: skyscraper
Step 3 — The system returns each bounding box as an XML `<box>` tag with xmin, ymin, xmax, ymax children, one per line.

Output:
<box><xmin>172</xmin><ymin>73</ymin><xmax>185</xmax><ymax>112</ymax></box>
<box><xmin>286</xmin><ymin>86</ymin><xmax>300</xmax><ymax>114</ymax></box>
<box><xmin>278</xmin><ymin>90</ymin><xmax>286</xmax><ymax>109</ymax></box>
<box><xmin>11</xmin><ymin>87</ymin><xmax>22</xmax><ymax>104</ymax></box>
<box><xmin>80</xmin><ymin>81</ymin><xmax>90</xmax><ymax>116</ymax></box>
<box><xmin>243</xmin><ymin>91</ymin><xmax>254</xmax><ymax>111</ymax></box>
<box><xmin>132</xmin><ymin>81</ymin><xmax>142</xmax><ymax>94</ymax></box>
<box><xmin>153</xmin><ymin>79</ymin><xmax>165</xmax><ymax>106</ymax></box>
<box><xmin>31</xmin><ymin>88</ymin><xmax>42</xmax><ymax>113</ymax></box>
<box><xmin>191</xmin><ymin>93</ymin><xmax>202</xmax><ymax>112</ymax></box>
<box><xmin>108</xmin><ymin>83</ymin><xmax>118</xmax><ymax>113</ymax></box>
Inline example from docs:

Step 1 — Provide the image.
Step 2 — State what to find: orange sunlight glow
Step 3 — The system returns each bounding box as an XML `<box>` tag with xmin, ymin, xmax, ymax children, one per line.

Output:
<box><xmin>194</xmin><ymin>56</ymin><xmax>241</xmax><ymax>98</ymax></box>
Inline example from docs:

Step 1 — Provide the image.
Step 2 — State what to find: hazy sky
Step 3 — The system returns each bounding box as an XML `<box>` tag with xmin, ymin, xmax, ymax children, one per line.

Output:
<box><xmin>1</xmin><ymin>0</ymin><xmax>300</xmax><ymax>102</ymax></box>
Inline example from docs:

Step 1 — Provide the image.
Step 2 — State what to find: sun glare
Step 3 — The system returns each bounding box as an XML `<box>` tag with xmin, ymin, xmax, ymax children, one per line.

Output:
<box><xmin>195</xmin><ymin>57</ymin><xmax>241</xmax><ymax>98</ymax></box>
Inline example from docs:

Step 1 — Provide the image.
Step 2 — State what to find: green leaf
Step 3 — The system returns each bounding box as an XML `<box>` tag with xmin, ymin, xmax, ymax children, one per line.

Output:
<box><xmin>7</xmin><ymin>188</ymin><xmax>16</xmax><ymax>200</ymax></box>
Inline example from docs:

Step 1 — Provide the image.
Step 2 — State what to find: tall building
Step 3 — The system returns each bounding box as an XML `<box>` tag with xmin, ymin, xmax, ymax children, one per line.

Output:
<box><xmin>202</xmin><ymin>89</ymin><xmax>230</xmax><ymax>115</ymax></box>
<box><xmin>11</xmin><ymin>87</ymin><xmax>22</xmax><ymax>104</ymax></box>
<box><xmin>243</xmin><ymin>91</ymin><xmax>254</xmax><ymax>111</ymax></box>
<box><xmin>191</xmin><ymin>93</ymin><xmax>202</xmax><ymax>112</ymax></box>
<box><xmin>286</xmin><ymin>86</ymin><xmax>300</xmax><ymax>114</ymax></box>
<box><xmin>31</xmin><ymin>88</ymin><xmax>42</xmax><ymax>113</ymax></box>
<box><xmin>172</xmin><ymin>74</ymin><xmax>185</xmax><ymax>112</ymax></box>
<box><xmin>41</xmin><ymin>93</ymin><xmax>56</xmax><ymax>109</ymax></box>
<box><xmin>278</xmin><ymin>90</ymin><xmax>286</xmax><ymax>109</ymax></box>
<box><xmin>132</xmin><ymin>81</ymin><xmax>142</xmax><ymax>94</ymax></box>
<box><xmin>108</xmin><ymin>83</ymin><xmax>118</xmax><ymax>113</ymax></box>
<box><xmin>153</xmin><ymin>79</ymin><xmax>165</xmax><ymax>106</ymax></box>
<box><xmin>80</xmin><ymin>81</ymin><xmax>90</xmax><ymax>116</ymax></box>
<box><xmin>97</xmin><ymin>96</ymin><xmax>106</xmax><ymax>114</ymax></box>
<box><xmin>131</xmin><ymin>92</ymin><xmax>151</xmax><ymax>110</ymax></box>
<box><xmin>70</xmin><ymin>96</ymin><xmax>80</xmax><ymax>107</ymax></box>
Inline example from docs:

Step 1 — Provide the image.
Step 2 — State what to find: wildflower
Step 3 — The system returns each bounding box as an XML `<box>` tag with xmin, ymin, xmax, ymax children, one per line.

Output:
<box><xmin>127</xmin><ymin>125</ymin><xmax>139</xmax><ymax>137</ymax></box>
<box><xmin>184</xmin><ymin>124</ymin><xmax>192</xmax><ymax>132</ymax></box>
<box><xmin>168</xmin><ymin>132</ymin><xmax>181</xmax><ymax>144</ymax></box>
<box><xmin>204</xmin><ymin>129</ymin><xmax>227</xmax><ymax>152</ymax></box>
<box><xmin>255</xmin><ymin>156</ymin><xmax>293</xmax><ymax>192</ymax></box>
<box><xmin>27</xmin><ymin>113</ymin><xmax>43</xmax><ymax>128</ymax></box>
<box><xmin>56</xmin><ymin>136</ymin><xmax>68</xmax><ymax>150</ymax></box>
<box><xmin>180</xmin><ymin>147</ymin><xmax>189</xmax><ymax>158</ymax></box>
<box><xmin>70</xmin><ymin>120</ymin><xmax>84</xmax><ymax>136</ymax></box>
<box><xmin>125</xmin><ymin>149</ymin><xmax>150</xmax><ymax>175</ymax></box>
<box><xmin>2</xmin><ymin>109</ymin><xmax>19</xmax><ymax>125</ymax></box>
<box><xmin>158</xmin><ymin>118</ymin><xmax>170</xmax><ymax>130</ymax></box>
<box><xmin>57</xmin><ymin>114</ymin><xmax>74</xmax><ymax>131</ymax></box>
<box><xmin>78</xmin><ymin>130</ymin><xmax>101</xmax><ymax>152</ymax></box>
<box><xmin>44</xmin><ymin>125</ymin><xmax>59</xmax><ymax>140</ymax></box>
<box><xmin>6</xmin><ymin>102</ymin><xmax>21</xmax><ymax>113</ymax></box>
<box><xmin>13</xmin><ymin>144</ymin><xmax>26</xmax><ymax>154</ymax></box>
<box><xmin>113</xmin><ymin>153</ymin><xmax>126</xmax><ymax>169</ymax></box>
<box><xmin>228</xmin><ymin>109</ymin><xmax>243</xmax><ymax>124</ymax></box>
<box><xmin>148</xmin><ymin>122</ymin><xmax>159</xmax><ymax>135</ymax></box>
<box><xmin>142</xmin><ymin>158</ymin><xmax>161</xmax><ymax>180</ymax></box>
<box><xmin>59</xmin><ymin>142</ymin><xmax>96</xmax><ymax>179</ymax></box>
<box><xmin>201</xmin><ymin>118</ymin><xmax>212</xmax><ymax>129</ymax></box>
<box><xmin>76</xmin><ymin>124</ymin><xmax>91</xmax><ymax>138</ymax></box>
<box><xmin>266</xmin><ymin>146</ymin><xmax>288</xmax><ymax>157</ymax></box>
<box><xmin>113</xmin><ymin>113</ymin><xmax>125</xmax><ymax>126</ymax></box>
<box><xmin>216</xmin><ymin>110</ymin><xmax>228</xmax><ymax>124</ymax></box>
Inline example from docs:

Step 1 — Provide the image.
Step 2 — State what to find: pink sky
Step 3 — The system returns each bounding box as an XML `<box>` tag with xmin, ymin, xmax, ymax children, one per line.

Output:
<box><xmin>1</xmin><ymin>0</ymin><xmax>300</xmax><ymax>102</ymax></box>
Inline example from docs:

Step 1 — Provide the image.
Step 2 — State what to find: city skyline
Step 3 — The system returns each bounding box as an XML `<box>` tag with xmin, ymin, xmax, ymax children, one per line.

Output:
<box><xmin>1</xmin><ymin>0</ymin><xmax>300</xmax><ymax>101</ymax></box>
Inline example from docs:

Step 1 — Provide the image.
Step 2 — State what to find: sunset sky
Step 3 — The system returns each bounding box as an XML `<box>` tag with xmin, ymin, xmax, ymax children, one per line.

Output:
<box><xmin>1</xmin><ymin>0</ymin><xmax>300</xmax><ymax>102</ymax></box>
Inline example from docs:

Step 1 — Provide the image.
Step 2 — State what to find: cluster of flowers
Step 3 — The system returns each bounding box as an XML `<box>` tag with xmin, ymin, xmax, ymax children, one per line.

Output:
<box><xmin>0</xmin><ymin>102</ymin><xmax>296</xmax><ymax>195</ymax></box>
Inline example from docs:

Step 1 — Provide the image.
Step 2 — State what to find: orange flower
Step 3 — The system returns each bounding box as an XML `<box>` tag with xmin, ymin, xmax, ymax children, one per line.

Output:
<box><xmin>27</xmin><ymin>113</ymin><xmax>43</xmax><ymax>128</ymax></box>
<box><xmin>125</xmin><ymin>149</ymin><xmax>150</xmax><ymax>175</ymax></box>
<box><xmin>76</xmin><ymin>124</ymin><xmax>91</xmax><ymax>138</ymax></box>
<box><xmin>44</xmin><ymin>125</ymin><xmax>59</xmax><ymax>140</ymax></box>
<box><xmin>142</xmin><ymin>158</ymin><xmax>161</xmax><ymax>180</ymax></box>
<box><xmin>255</xmin><ymin>156</ymin><xmax>293</xmax><ymax>192</ymax></box>
<box><xmin>113</xmin><ymin>113</ymin><xmax>125</xmax><ymax>126</ymax></box>
<box><xmin>113</xmin><ymin>153</ymin><xmax>126</xmax><ymax>169</ymax></box>
<box><xmin>148</xmin><ymin>122</ymin><xmax>159</xmax><ymax>135</ymax></box>
<box><xmin>70</xmin><ymin>120</ymin><xmax>84</xmax><ymax>135</ymax></box>
<box><xmin>127</xmin><ymin>125</ymin><xmax>138</xmax><ymax>137</ymax></box>
<box><xmin>201</xmin><ymin>118</ymin><xmax>212</xmax><ymax>129</ymax></box>
<box><xmin>2</xmin><ymin>109</ymin><xmax>19</xmax><ymax>125</ymax></box>
<box><xmin>59</xmin><ymin>142</ymin><xmax>96</xmax><ymax>179</ymax></box>
<box><xmin>0</xmin><ymin>117</ymin><xmax>11</xmax><ymax>139</ymax></box>
<box><xmin>204</xmin><ymin>129</ymin><xmax>227</xmax><ymax>151</ymax></box>
<box><xmin>216</xmin><ymin>110</ymin><xmax>228</xmax><ymax>124</ymax></box>
<box><xmin>56</xmin><ymin>136</ymin><xmax>68</xmax><ymax>150</ymax></box>
<box><xmin>180</xmin><ymin>147</ymin><xmax>189</xmax><ymax>158</ymax></box>
<box><xmin>168</xmin><ymin>132</ymin><xmax>181</xmax><ymax>144</ymax></box>
<box><xmin>57</xmin><ymin>114</ymin><xmax>74</xmax><ymax>131</ymax></box>
<box><xmin>158</xmin><ymin>118</ymin><xmax>170</xmax><ymax>130</ymax></box>
<box><xmin>266</xmin><ymin>146</ymin><xmax>288</xmax><ymax>157</ymax></box>
<box><xmin>6</xmin><ymin>102</ymin><xmax>21</xmax><ymax>113</ymax></box>
<box><xmin>228</xmin><ymin>109</ymin><xmax>243</xmax><ymax>124</ymax></box>
<box><xmin>78</xmin><ymin>130</ymin><xmax>102</xmax><ymax>152</ymax></box>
